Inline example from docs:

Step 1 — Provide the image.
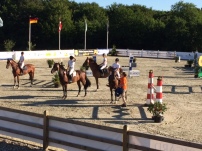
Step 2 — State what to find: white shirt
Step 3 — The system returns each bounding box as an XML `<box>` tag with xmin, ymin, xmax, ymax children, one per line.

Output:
<box><xmin>19</xmin><ymin>56</ymin><xmax>24</xmax><ymax>63</ymax></box>
<box><xmin>68</xmin><ymin>60</ymin><xmax>75</xmax><ymax>68</ymax></box>
<box><xmin>103</xmin><ymin>58</ymin><xmax>107</xmax><ymax>66</ymax></box>
<box><xmin>112</xmin><ymin>62</ymin><xmax>120</xmax><ymax>69</ymax></box>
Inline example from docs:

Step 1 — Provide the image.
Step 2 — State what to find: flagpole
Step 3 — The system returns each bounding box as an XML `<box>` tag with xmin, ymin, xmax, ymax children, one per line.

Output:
<box><xmin>59</xmin><ymin>28</ymin><xmax>60</xmax><ymax>50</ymax></box>
<box><xmin>29</xmin><ymin>19</ymin><xmax>31</xmax><ymax>51</ymax></box>
<box><xmin>84</xmin><ymin>19</ymin><xmax>87</xmax><ymax>50</ymax></box>
<box><xmin>107</xmin><ymin>20</ymin><xmax>109</xmax><ymax>50</ymax></box>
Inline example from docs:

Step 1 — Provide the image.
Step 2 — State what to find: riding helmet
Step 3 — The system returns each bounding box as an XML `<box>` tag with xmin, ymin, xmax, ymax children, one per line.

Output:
<box><xmin>115</xmin><ymin>58</ymin><xmax>119</xmax><ymax>61</ymax></box>
<box><xmin>69</xmin><ymin>56</ymin><xmax>74</xmax><ymax>60</ymax></box>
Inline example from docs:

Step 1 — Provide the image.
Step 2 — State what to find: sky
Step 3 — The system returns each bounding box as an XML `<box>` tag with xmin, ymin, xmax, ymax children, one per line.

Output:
<box><xmin>71</xmin><ymin>0</ymin><xmax>202</xmax><ymax>11</ymax></box>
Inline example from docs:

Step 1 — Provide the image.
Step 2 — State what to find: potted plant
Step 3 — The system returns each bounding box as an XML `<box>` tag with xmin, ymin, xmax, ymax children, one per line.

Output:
<box><xmin>131</xmin><ymin>58</ymin><xmax>137</xmax><ymax>67</ymax></box>
<box><xmin>52</xmin><ymin>73</ymin><xmax>61</xmax><ymax>88</ymax></box>
<box><xmin>174</xmin><ymin>56</ymin><xmax>180</xmax><ymax>62</ymax></box>
<box><xmin>147</xmin><ymin>102</ymin><xmax>167</xmax><ymax>123</ymax></box>
<box><xmin>185</xmin><ymin>60</ymin><xmax>194</xmax><ymax>67</ymax></box>
<box><xmin>47</xmin><ymin>59</ymin><xmax>54</xmax><ymax>68</ymax></box>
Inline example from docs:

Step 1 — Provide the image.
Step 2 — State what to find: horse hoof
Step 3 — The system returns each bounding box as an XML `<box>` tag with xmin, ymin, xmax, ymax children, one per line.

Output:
<box><xmin>110</xmin><ymin>101</ymin><xmax>113</xmax><ymax>104</ymax></box>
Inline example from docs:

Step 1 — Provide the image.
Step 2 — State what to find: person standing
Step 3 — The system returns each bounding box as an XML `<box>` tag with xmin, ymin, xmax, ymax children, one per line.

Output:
<box><xmin>99</xmin><ymin>53</ymin><xmax>107</xmax><ymax>76</ymax></box>
<box><xmin>93</xmin><ymin>52</ymin><xmax>97</xmax><ymax>63</ymax></box>
<box><xmin>18</xmin><ymin>52</ymin><xmax>25</xmax><ymax>75</ymax></box>
<box><xmin>119</xmin><ymin>72</ymin><xmax>127</xmax><ymax>107</ymax></box>
<box><xmin>68</xmin><ymin>56</ymin><xmax>76</xmax><ymax>83</ymax></box>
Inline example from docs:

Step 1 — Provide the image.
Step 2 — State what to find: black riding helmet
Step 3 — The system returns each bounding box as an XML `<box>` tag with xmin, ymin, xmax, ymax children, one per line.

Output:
<box><xmin>69</xmin><ymin>56</ymin><xmax>74</xmax><ymax>60</ymax></box>
<box><xmin>115</xmin><ymin>58</ymin><xmax>119</xmax><ymax>62</ymax></box>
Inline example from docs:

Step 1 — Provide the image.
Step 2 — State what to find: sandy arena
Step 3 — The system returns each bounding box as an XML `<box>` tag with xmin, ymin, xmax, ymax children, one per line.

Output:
<box><xmin>0</xmin><ymin>56</ymin><xmax>202</xmax><ymax>147</ymax></box>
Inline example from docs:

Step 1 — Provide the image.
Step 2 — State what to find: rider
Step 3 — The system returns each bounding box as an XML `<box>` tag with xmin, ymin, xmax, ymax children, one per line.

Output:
<box><xmin>18</xmin><ymin>52</ymin><xmax>25</xmax><ymax>75</ymax></box>
<box><xmin>112</xmin><ymin>58</ymin><xmax>121</xmax><ymax>78</ymax></box>
<box><xmin>67</xmin><ymin>56</ymin><xmax>76</xmax><ymax>83</ymax></box>
<box><xmin>93</xmin><ymin>52</ymin><xmax>97</xmax><ymax>63</ymax></box>
<box><xmin>99</xmin><ymin>53</ymin><xmax>107</xmax><ymax>76</ymax></box>
<box><xmin>106</xmin><ymin>58</ymin><xmax>121</xmax><ymax>86</ymax></box>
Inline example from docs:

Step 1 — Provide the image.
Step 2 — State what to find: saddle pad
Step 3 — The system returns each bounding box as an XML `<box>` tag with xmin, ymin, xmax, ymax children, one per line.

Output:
<box><xmin>73</xmin><ymin>71</ymin><xmax>76</xmax><ymax>77</ymax></box>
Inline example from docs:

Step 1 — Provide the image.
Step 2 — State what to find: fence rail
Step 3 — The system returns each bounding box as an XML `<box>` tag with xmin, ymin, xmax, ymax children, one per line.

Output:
<box><xmin>0</xmin><ymin>107</ymin><xmax>202</xmax><ymax>151</ymax></box>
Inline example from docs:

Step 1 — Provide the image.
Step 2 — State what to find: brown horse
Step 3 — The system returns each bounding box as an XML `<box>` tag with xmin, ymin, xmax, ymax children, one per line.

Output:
<box><xmin>82</xmin><ymin>57</ymin><xmax>111</xmax><ymax>91</ymax></box>
<box><xmin>108</xmin><ymin>68</ymin><xmax>120</xmax><ymax>104</ymax></box>
<box><xmin>51</xmin><ymin>62</ymin><xmax>91</xmax><ymax>99</ymax></box>
<box><xmin>6</xmin><ymin>59</ymin><xmax>35</xmax><ymax>88</ymax></box>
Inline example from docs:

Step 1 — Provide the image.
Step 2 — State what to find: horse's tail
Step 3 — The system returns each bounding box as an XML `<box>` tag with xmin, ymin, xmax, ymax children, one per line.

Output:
<box><xmin>84</xmin><ymin>75</ymin><xmax>91</xmax><ymax>88</ymax></box>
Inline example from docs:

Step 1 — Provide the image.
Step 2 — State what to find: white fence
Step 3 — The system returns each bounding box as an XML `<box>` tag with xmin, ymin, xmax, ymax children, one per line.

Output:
<box><xmin>0</xmin><ymin>49</ymin><xmax>201</xmax><ymax>60</ymax></box>
<box><xmin>0</xmin><ymin>107</ymin><xmax>201</xmax><ymax>151</ymax></box>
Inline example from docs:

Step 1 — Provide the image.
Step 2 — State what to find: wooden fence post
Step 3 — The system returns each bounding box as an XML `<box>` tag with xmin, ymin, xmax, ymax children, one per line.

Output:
<box><xmin>123</xmin><ymin>125</ymin><xmax>129</xmax><ymax>151</ymax></box>
<box><xmin>43</xmin><ymin>110</ymin><xmax>49</xmax><ymax>151</ymax></box>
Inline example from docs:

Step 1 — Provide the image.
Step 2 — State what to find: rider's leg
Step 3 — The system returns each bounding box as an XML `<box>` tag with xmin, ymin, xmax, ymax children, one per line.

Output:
<box><xmin>68</xmin><ymin>68</ymin><xmax>74</xmax><ymax>82</ymax></box>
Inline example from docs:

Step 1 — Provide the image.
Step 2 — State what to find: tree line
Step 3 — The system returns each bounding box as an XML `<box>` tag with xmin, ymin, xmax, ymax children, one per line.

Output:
<box><xmin>0</xmin><ymin>0</ymin><xmax>202</xmax><ymax>52</ymax></box>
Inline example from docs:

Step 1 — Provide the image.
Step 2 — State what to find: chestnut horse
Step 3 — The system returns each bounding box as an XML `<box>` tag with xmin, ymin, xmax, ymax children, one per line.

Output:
<box><xmin>6</xmin><ymin>59</ymin><xmax>35</xmax><ymax>88</ymax></box>
<box><xmin>82</xmin><ymin>57</ymin><xmax>111</xmax><ymax>91</ymax></box>
<box><xmin>51</xmin><ymin>62</ymin><xmax>91</xmax><ymax>99</ymax></box>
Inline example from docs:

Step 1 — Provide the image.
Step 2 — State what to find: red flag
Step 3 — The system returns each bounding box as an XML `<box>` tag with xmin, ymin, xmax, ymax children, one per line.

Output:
<box><xmin>59</xmin><ymin>21</ymin><xmax>62</xmax><ymax>32</ymax></box>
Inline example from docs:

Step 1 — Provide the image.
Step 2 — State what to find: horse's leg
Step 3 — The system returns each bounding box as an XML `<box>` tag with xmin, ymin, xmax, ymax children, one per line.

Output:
<box><xmin>62</xmin><ymin>85</ymin><xmax>65</xmax><ymax>99</ymax></box>
<box><xmin>77</xmin><ymin>81</ymin><xmax>81</xmax><ymax>97</ymax></box>
<box><xmin>95</xmin><ymin>77</ymin><xmax>99</xmax><ymax>91</ymax></box>
<box><xmin>17</xmin><ymin>75</ymin><xmax>20</xmax><ymax>89</ymax></box>
<box><xmin>64</xmin><ymin>84</ymin><xmax>67</xmax><ymax>99</ymax></box>
<box><xmin>13</xmin><ymin>76</ymin><xmax>17</xmax><ymax>88</ymax></box>
<box><xmin>110</xmin><ymin>88</ymin><xmax>113</xmax><ymax>104</ymax></box>
<box><xmin>29</xmin><ymin>72</ymin><xmax>33</xmax><ymax>87</ymax></box>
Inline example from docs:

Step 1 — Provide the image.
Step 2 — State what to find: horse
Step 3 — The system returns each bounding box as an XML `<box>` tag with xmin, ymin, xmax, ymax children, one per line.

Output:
<box><xmin>82</xmin><ymin>57</ymin><xmax>111</xmax><ymax>91</ymax></box>
<box><xmin>51</xmin><ymin>62</ymin><xmax>91</xmax><ymax>99</ymax></box>
<box><xmin>6</xmin><ymin>59</ymin><xmax>35</xmax><ymax>88</ymax></box>
<box><xmin>108</xmin><ymin>68</ymin><xmax>120</xmax><ymax>104</ymax></box>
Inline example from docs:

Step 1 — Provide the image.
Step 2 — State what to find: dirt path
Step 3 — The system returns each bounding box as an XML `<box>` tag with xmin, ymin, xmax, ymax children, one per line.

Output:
<box><xmin>0</xmin><ymin>56</ymin><xmax>202</xmax><ymax>145</ymax></box>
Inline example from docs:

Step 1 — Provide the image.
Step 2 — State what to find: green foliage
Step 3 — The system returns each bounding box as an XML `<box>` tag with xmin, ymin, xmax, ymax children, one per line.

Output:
<box><xmin>27</xmin><ymin>42</ymin><xmax>36</xmax><ymax>51</ymax></box>
<box><xmin>4</xmin><ymin>39</ymin><xmax>15</xmax><ymax>51</ymax></box>
<box><xmin>52</xmin><ymin>73</ymin><xmax>61</xmax><ymax>88</ymax></box>
<box><xmin>80</xmin><ymin>66</ymin><xmax>86</xmax><ymax>71</ymax></box>
<box><xmin>147</xmin><ymin>102</ymin><xmax>168</xmax><ymax>116</ymax></box>
<box><xmin>110</xmin><ymin>45</ymin><xmax>117</xmax><ymax>56</ymax></box>
<box><xmin>187</xmin><ymin>60</ymin><xmax>194</xmax><ymax>65</ymax></box>
<box><xmin>0</xmin><ymin>1</ymin><xmax>202</xmax><ymax>51</ymax></box>
<box><xmin>47</xmin><ymin>59</ymin><xmax>54</xmax><ymax>68</ymax></box>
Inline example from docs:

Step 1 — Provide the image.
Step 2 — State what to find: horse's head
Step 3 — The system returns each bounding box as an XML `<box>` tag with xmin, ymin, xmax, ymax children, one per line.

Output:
<box><xmin>82</xmin><ymin>57</ymin><xmax>90</xmax><ymax>70</ymax></box>
<box><xmin>51</xmin><ymin>62</ymin><xmax>59</xmax><ymax>74</ymax></box>
<box><xmin>6</xmin><ymin>59</ymin><xmax>12</xmax><ymax>69</ymax></box>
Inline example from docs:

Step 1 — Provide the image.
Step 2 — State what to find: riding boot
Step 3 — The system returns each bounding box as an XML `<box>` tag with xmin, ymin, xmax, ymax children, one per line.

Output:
<box><xmin>20</xmin><ymin>69</ymin><xmax>23</xmax><ymax>75</ymax></box>
<box><xmin>106</xmin><ymin>76</ymin><xmax>110</xmax><ymax>87</ymax></box>
<box><xmin>100</xmin><ymin>69</ymin><xmax>104</xmax><ymax>77</ymax></box>
<box><xmin>68</xmin><ymin>75</ymin><xmax>72</xmax><ymax>83</ymax></box>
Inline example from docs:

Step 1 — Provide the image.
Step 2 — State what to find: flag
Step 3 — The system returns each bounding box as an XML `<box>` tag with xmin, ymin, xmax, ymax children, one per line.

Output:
<box><xmin>30</xmin><ymin>18</ymin><xmax>38</xmax><ymax>24</ymax></box>
<box><xmin>59</xmin><ymin>21</ymin><xmax>62</xmax><ymax>32</ymax></box>
<box><xmin>0</xmin><ymin>17</ymin><xmax>3</xmax><ymax>27</ymax></box>
<box><xmin>85</xmin><ymin>20</ymin><xmax>87</xmax><ymax>32</ymax></box>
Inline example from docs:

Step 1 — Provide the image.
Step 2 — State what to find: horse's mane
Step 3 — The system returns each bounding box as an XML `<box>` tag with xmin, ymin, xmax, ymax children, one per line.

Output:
<box><xmin>8</xmin><ymin>58</ymin><xmax>17</xmax><ymax>64</ymax></box>
<box><xmin>59</xmin><ymin>63</ymin><xmax>66</xmax><ymax>70</ymax></box>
